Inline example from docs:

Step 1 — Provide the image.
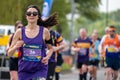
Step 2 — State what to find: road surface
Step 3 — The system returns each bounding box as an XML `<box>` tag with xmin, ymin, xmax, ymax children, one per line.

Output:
<box><xmin>58</xmin><ymin>68</ymin><xmax>120</xmax><ymax>80</ymax></box>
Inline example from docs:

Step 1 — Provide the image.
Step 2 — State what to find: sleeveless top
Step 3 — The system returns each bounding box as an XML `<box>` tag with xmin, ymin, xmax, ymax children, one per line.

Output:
<box><xmin>104</xmin><ymin>34</ymin><xmax>120</xmax><ymax>58</ymax></box>
<box><xmin>18</xmin><ymin>26</ymin><xmax>48</xmax><ymax>80</ymax></box>
<box><xmin>89</xmin><ymin>40</ymin><xmax>100</xmax><ymax>61</ymax></box>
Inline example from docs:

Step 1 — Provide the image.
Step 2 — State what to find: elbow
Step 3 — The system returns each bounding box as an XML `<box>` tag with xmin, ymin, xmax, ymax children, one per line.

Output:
<box><xmin>48</xmin><ymin>47</ymin><xmax>54</xmax><ymax>53</ymax></box>
<box><xmin>71</xmin><ymin>47</ymin><xmax>75</xmax><ymax>51</ymax></box>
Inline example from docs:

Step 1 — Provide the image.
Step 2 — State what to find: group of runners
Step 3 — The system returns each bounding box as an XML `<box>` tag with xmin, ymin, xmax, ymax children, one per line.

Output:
<box><xmin>71</xmin><ymin>26</ymin><xmax>120</xmax><ymax>80</ymax></box>
<box><xmin>5</xmin><ymin>4</ymin><xmax>120</xmax><ymax>80</ymax></box>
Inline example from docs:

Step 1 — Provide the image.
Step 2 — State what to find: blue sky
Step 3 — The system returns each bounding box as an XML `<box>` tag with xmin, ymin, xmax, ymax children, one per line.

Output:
<box><xmin>99</xmin><ymin>0</ymin><xmax>120</xmax><ymax>12</ymax></box>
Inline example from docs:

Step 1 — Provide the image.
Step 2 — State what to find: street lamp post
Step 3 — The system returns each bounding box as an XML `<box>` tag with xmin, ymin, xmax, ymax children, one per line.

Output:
<box><xmin>70</xmin><ymin>0</ymin><xmax>74</xmax><ymax>44</ymax></box>
<box><xmin>106</xmin><ymin>0</ymin><xmax>109</xmax><ymax>26</ymax></box>
<box><xmin>70</xmin><ymin>0</ymin><xmax>75</xmax><ymax>66</ymax></box>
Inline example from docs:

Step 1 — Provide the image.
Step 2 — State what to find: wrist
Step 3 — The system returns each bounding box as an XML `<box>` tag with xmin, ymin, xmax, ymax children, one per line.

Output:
<box><xmin>46</xmin><ymin>55</ymin><xmax>50</xmax><ymax>60</ymax></box>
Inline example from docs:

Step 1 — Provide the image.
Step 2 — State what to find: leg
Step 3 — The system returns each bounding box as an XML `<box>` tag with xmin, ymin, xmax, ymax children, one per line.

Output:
<box><xmin>10</xmin><ymin>71</ymin><xmax>18</xmax><ymax>80</ymax></box>
<box><xmin>79</xmin><ymin>69</ymin><xmax>83</xmax><ymax>80</ymax></box>
<box><xmin>105</xmin><ymin>57</ymin><xmax>113</xmax><ymax>80</ymax></box>
<box><xmin>93</xmin><ymin>66</ymin><xmax>97</xmax><ymax>80</ymax></box>
<box><xmin>88</xmin><ymin>65</ymin><xmax>94</xmax><ymax>80</ymax></box>
<box><xmin>77</xmin><ymin>62</ymin><xmax>83</xmax><ymax>80</ymax></box>
<box><xmin>105</xmin><ymin>68</ymin><xmax>112</xmax><ymax>80</ymax></box>
<box><xmin>9</xmin><ymin>58</ymin><xmax>18</xmax><ymax>80</ymax></box>
<box><xmin>55</xmin><ymin>66</ymin><xmax>62</xmax><ymax>80</ymax></box>
<box><xmin>81</xmin><ymin>64</ymin><xmax>88</xmax><ymax>80</ymax></box>
<box><xmin>112</xmin><ymin>58</ymin><xmax>120</xmax><ymax>80</ymax></box>
<box><xmin>55</xmin><ymin>72</ymin><xmax>59</xmax><ymax>80</ymax></box>
<box><xmin>46</xmin><ymin>62</ymin><xmax>56</xmax><ymax>80</ymax></box>
<box><xmin>92</xmin><ymin>60</ymin><xmax>99</xmax><ymax>80</ymax></box>
<box><xmin>112</xmin><ymin>70</ymin><xmax>118</xmax><ymax>80</ymax></box>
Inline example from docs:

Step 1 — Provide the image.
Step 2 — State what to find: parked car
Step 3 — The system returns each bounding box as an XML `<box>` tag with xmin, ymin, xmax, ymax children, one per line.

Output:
<box><xmin>0</xmin><ymin>25</ymin><xmax>14</xmax><ymax>55</ymax></box>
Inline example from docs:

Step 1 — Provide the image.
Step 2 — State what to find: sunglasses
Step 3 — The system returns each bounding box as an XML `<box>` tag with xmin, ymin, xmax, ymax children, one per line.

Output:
<box><xmin>109</xmin><ymin>30</ymin><xmax>115</xmax><ymax>32</ymax></box>
<box><xmin>17</xmin><ymin>26</ymin><xmax>23</xmax><ymax>28</ymax></box>
<box><xmin>26</xmin><ymin>12</ymin><xmax>38</xmax><ymax>16</ymax></box>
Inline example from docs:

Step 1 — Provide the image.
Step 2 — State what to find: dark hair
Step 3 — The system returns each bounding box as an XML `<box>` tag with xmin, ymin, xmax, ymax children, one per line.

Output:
<box><xmin>15</xmin><ymin>20</ymin><xmax>22</xmax><ymax>27</ymax></box>
<box><xmin>27</xmin><ymin>5</ymin><xmax>58</xmax><ymax>27</ymax></box>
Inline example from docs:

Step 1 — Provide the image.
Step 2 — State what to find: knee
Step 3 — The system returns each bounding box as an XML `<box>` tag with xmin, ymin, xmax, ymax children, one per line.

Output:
<box><xmin>106</xmin><ymin>68</ymin><xmax>111</xmax><ymax>75</ymax></box>
<box><xmin>88</xmin><ymin>67</ymin><xmax>93</xmax><ymax>73</ymax></box>
<box><xmin>82</xmin><ymin>65</ymin><xmax>87</xmax><ymax>72</ymax></box>
<box><xmin>10</xmin><ymin>77</ymin><xmax>18</xmax><ymax>80</ymax></box>
<box><xmin>114</xmin><ymin>71</ymin><xmax>119</xmax><ymax>78</ymax></box>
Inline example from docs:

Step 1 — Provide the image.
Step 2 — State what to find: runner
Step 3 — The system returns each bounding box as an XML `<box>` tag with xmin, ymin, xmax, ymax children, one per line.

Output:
<box><xmin>46</xmin><ymin>27</ymin><xmax>65</xmax><ymax>80</ymax></box>
<box><xmin>55</xmin><ymin>52</ymin><xmax>64</xmax><ymax>80</ymax></box>
<box><xmin>6</xmin><ymin>20</ymin><xmax>23</xmax><ymax>80</ymax></box>
<box><xmin>71</xmin><ymin>28</ymin><xmax>94</xmax><ymax>80</ymax></box>
<box><xmin>88</xmin><ymin>33</ymin><xmax>100</xmax><ymax>80</ymax></box>
<box><xmin>99</xmin><ymin>26</ymin><xmax>120</xmax><ymax>80</ymax></box>
<box><xmin>7</xmin><ymin>5</ymin><xmax>58</xmax><ymax>80</ymax></box>
<box><xmin>100</xmin><ymin>27</ymin><xmax>110</xmax><ymax>67</ymax></box>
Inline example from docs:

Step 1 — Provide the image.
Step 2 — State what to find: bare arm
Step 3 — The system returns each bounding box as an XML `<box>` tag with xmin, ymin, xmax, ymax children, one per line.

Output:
<box><xmin>53</xmin><ymin>41</ymin><xmax>65</xmax><ymax>62</ymax></box>
<box><xmin>7</xmin><ymin>29</ymin><xmax>24</xmax><ymax>57</ymax></box>
<box><xmin>118</xmin><ymin>35</ymin><xmax>120</xmax><ymax>51</ymax></box>
<box><xmin>71</xmin><ymin>46</ymin><xmax>80</xmax><ymax>52</ymax></box>
<box><xmin>99</xmin><ymin>44</ymin><xmax>103</xmax><ymax>55</ymax></box>
<box><xmin>98</xmin><ymin>35</ymin><xmax>106</xmax><ymax>56</ymax></box>
<box><xmin>42</xmin><ymin>28</ymin><xmax>53</xmax><ymax>64</ymax></box>
<box><xmin>53</xmin><ymin>41</ymin><xmax>66</xmax><ymax>52</ymax></box>
<box><xmin>71</xmin><ymin>42</ymin><xmax>80</xmax><ymax>52</ymax></box>
<box><xmin>6</xmin><ymin>34</ymin><xmax>13</xmax><ymax>53</ymax></box>
<box><xmin>45</xmin><ymin>28</ymin><xmax>53</xmax><ymax>58</ymax></box>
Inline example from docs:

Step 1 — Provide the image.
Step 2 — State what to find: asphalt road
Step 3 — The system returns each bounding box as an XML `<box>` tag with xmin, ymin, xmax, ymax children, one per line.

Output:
<box><xmin>58</xmin><ymin>68</ymin><xmax>120</xmax><ymax>80</ymax></box>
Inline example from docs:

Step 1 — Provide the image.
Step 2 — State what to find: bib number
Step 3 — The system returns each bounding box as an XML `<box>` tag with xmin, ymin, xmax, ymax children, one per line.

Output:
<box><xmin>92</xmin><ymin>53</ymin><xmax>97</xmax><ymax>58</ymax></box>
<box><xmin>55</xmin><ymin>66</ymin><xmax>62</xmax><ymax>72</ymax></box>
<box><xmin>107</xmin><ymin>47</ymin><xmax>116</xmax><ymax>52</ymax></box>
<box><xmin>23</xmin><ymin>44</ymin><xmax>42</xmax><ymax>62</ymax></box>
<box><xmin>78</xmin><ymin>48</ymin><xmax>87</xmax><ymax>56</ymax></box>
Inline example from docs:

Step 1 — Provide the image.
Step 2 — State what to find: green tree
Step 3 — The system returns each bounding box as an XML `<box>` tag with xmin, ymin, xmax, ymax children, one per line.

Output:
<box><xmin>51</xmin><ymin>0</ymin><xmax>70</xmax><ymax>39</ymax></box>
<box><xmin>0</xmin><ymin>0</ymin><xmax>43</xmax><ymax>25</ymax></box>
<box><xmin>0</xmin><ymin>0</ymin><xmax>102</xmax><ymax>40</ymax></box>
<box><xmin>0</xmin><ymin>0</ymin><xmax>23</xmax><ymax>24</ymax></box>
<box><xmin>74</xmin><ymin>9</ymin><xmax>120</xmax><ymax>38</ymax></box>
<box><xmin>74</xmin><ymin>0</ymin><xmax>101</xmax><ymax>20</ymax></box>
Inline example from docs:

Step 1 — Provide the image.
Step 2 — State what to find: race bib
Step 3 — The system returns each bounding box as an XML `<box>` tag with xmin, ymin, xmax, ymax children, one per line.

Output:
<box><xmin>107</xmin><ymin>47</ymin><xmax>116</xmax><ymax>52</ymax></box>
<box><xmin>78</xmin><ymin>48</ymin><xmax>87</xmax><ymax>56</ymax></box>
<box><xmin>92</xmin><ymin>53</ymin><xmax>97</xmax><ymax>58</ymax></box>
<box><xmin>22</xmin><ymin>44</ymin><xmax>42</xmax><ymax>62</ymax></box>
<box><xmin>55</xmin><ymin>66</ymin><xmax>62</xmax><ymax>72</ymax></box>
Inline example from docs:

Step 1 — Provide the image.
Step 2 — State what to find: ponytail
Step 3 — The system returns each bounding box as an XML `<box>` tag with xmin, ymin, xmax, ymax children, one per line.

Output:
<box><xmin>37</xmin><ymin>12</ymin><xmax>58</xmax><ymax>27</ymax></box>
